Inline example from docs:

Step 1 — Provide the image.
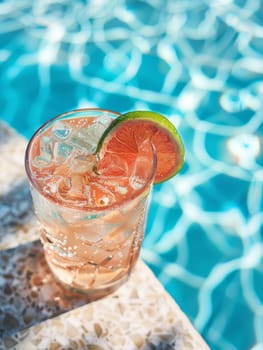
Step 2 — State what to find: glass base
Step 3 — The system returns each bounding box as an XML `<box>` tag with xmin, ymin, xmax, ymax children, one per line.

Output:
<box><xmin>44</xmin><ymin>250</ymin><xmax>135</xmax><ymax>300</ymax></box>
<box><xmin>54</xmin><ymin>273</ymin><xmax>129</xmax><ymax>300</ymax></box>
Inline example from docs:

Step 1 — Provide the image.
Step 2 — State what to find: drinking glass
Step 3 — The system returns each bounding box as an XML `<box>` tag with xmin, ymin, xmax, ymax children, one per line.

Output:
<box><xmin>25</xmin><ymin>108</ymin><xmax>156</xmax><ymax>297</ymax></box>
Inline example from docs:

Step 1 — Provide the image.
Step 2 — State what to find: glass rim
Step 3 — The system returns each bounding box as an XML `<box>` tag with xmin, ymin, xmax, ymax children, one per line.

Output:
<box><xmin>25</xmin><ymin>107</ymin><xmax>157</xmax><ymax>213</ymax></box>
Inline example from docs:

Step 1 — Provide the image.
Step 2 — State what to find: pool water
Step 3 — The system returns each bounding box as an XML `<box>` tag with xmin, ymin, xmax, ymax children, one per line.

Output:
<box><xmin>1</xmin><ymin>1</ymin><xmax>263</xmax><ymax>349</ymax></box>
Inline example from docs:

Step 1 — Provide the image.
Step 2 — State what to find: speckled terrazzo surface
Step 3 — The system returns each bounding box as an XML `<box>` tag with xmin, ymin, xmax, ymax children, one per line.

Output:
<box><xmin>0</xmin><ymin>121</ymin><xmax>209</xmax><ymax>349</ymax></box>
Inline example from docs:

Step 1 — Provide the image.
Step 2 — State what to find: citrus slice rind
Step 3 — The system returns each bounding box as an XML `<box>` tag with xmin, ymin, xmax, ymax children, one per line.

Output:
<box><xmin>96</xmin><ymin>110</ymin><xmax>185</xmax><ymax>184</ymax></box>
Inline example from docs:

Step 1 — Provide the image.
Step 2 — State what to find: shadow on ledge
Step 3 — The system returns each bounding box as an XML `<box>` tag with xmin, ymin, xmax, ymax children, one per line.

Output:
<box><xmin>0</xmin><ymin>240</ymin><xmax>101</xmax><ymax>339</ymax></box>
<box><xmin>142</xmin><ymin>340</ymin><xmax>176</xmax><ymax>350</ymax></box>
<box><xmin>0</xmin><ymin>180</ymin><xmax>34</xmax><ymax>241</ymax></box>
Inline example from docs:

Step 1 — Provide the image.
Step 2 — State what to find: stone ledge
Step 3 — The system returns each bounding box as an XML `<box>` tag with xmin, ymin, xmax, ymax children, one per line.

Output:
<box><xmin>0</xmin><ymin>120</ymin><xmax>210</xmax><ymax>350</ymax></box>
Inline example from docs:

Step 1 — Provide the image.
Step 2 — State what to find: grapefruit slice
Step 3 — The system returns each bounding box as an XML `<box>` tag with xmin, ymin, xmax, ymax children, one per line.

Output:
<box><xmin>96</xmin><ymin>111</ymin><xmax>185</xmax><ymax>184</ymax></box>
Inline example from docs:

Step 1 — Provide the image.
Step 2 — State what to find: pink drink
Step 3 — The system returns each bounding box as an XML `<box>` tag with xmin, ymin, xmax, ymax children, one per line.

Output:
<box><xmin>25</xmin><ymin>109</ymin><xmax>156</xmax><ymax>296</ymax></box>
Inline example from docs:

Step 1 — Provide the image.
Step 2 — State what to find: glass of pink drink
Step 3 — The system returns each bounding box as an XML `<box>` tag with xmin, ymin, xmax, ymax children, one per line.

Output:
<box><xmin>25</xmin><ymin>108</ymin><xmax>156</xmax><ymax>297</ymax></box>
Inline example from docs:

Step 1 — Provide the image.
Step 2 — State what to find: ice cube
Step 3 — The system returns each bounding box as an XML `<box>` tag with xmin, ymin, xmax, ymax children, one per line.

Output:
<box><xmin>86</xmin><ymin>123</ymin><xmax>105</xmax><ymax>143</ymax></box>
<box><xmin>129</xmin><ymin>154</ymin><xmax>149</xmax><ymax>190</ymax></box>
<box><xmin>69</xmin><ymin>127</ymin><xmax>97</xmax><ymax>154</ymax></box>
<box><xmin>129</xmin><ymin>140</ymin><xmax>155</xmax><ymax>190</ymax></box>
<box><xmin>129</xmin><ymin>175</ymin><xmax>145</xmax><ymax>190</ymax></box>
<box><xmin>42</xmin><ymin>176</ymin><xmax>60</xmax><ymax>195</ymax></box>
<box><xmin>68</xmin><ymin>175</ymin><xmax>84</xmax><ymax>198</ymax></box>
<box><xmin>71</xmin><ymin>154</ymin><xmax>96</xmax><ymax>174</ymax></box>
<box><xmin>53</xmin><ymin>142</ymin><xmax>73</xmax><ymax>162</ymax></box>
<box><xmin>97</xmin><ymin>153</ymin><xmax>129</xmax><ymax>176</ymax></box>
<box><xmin>116</xmin><ymin>185</ymin><xmax>128</xmax><ymax>195</ymax></box>
<box><xmin>94</xmin><ymin>113</ymin><xmax>113</xmax><ymax>128</ymax></box>
<box><xmin>56</xmin><ymin>177</ymin><xmax>78</xmax><ymax>204</ymax></box>
<box><xmin>57</xmin><ymin>177</ymin><xmax>71</xmax><ymax>197</ymax></box>
<box><xmin>32</xmin><ymin>136</ymin><xmax>53</xmax><ymax>168</ymax></box>
<box><xmin>92</xmin><ymin>183</ymin><xmax>116</xmax><ymax>207</ymax></box>
<box><xmin>95</xmin><ymin>175</ymin><xmax>129</xmax><ymax>196</ymax></box>
<box><xmin>32</xmin><ymin>155</ymin><xmax>52</xmax><ymax>168</ymax></box>
<box><xmin>56</xmin><ymin>175</ymin><xmax>86</xmax><ymax>203</ymax></box>
<box><xmin>85</xmin><ymin>185</ymin><xmax>94</xmax><ymax>207</ymax></box>
<box><xmin>52</xmin><ymin>121</ymin><xmax>72</xmax><ymax>140</ymax></box>
<box><xmin>43</xmin><ymin>180</ymin><xmax>58</xmax><ymax>195</ymax></box>
<box><xmin>68</xmin><ymin>116</ymin><xmax>111</xmax><ymax>155</ymax></box>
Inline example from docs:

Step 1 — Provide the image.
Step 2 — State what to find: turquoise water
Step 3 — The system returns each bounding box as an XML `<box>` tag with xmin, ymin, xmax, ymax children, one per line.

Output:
<box><xmin>1</xmin><ymin>0</ymin><xmax>263</xmax><ymax>349</ymax></box>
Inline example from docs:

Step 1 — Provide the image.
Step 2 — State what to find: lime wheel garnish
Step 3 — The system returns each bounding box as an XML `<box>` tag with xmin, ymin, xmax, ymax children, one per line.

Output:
<box><xmin>96</xmin><ymin>111</ymin><xmax>185</xmax><ymax>184</ymax></box>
